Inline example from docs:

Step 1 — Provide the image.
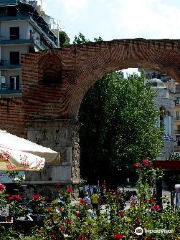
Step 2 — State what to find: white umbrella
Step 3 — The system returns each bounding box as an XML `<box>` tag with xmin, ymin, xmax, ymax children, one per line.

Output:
<box><xmin>0</xmin><ymin>130</ymin><xmax>60</xmax><ymax>171</ymax></box>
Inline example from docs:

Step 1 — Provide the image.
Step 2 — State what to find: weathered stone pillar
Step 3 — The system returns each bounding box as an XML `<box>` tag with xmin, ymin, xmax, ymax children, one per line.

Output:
<box><xmin>23</xmin><ymin>119</ymin><xmax>80</xmax><ymax>197</ymax></box>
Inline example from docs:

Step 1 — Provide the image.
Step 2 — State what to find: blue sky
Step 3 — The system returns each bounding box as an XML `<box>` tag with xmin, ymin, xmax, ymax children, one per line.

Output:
<box><xmin>40</xmin><ymin>0</ymin><xmax>180</xmax><ymax>74</ymax></box>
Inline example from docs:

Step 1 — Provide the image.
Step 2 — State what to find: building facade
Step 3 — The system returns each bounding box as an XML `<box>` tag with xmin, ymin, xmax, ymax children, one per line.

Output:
<box><xmin>143</xmin><ymin>69</ymin><xmax>180</xmax><ymax>159</ymax></box>
<box><xmin>0</xmin><ymin>0</ymin><xmax>59</xmax><ymax>98</ymax></box>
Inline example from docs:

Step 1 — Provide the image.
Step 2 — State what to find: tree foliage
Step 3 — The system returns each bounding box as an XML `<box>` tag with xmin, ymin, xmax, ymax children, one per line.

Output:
<box><xmin>59</xmin><ymin>31</ymin><xmax>70</xmax><ymax>47</ymax></box>
<box><xmin>75</xmin><ymin>33</ymin><xmax>163</xmax><ymax>184</ymax></box>
<box><xmin>73</xmin><ymin>32</ymin><xmax>103</xmax><ymax>44</ymax></box>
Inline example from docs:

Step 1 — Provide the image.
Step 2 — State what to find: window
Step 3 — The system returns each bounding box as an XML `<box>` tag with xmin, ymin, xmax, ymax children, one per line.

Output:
<box><xmin>10</xmin><ymin>76</ymin><xmax>19</xmax><ymax>90</ymax></box>
<box><xmin>177</xmin><ymin>125</ymin><xmax>180</xmax><ymax>130</ymax></box>
<box><xmin>176</xmin><ymin>111</ymin><xmax>180</xmax><ymax>120</ymax></box>
<box><xmin>10</xmin><ymin>52</ymin><xmax>19</xmax><ymax>65</ymax></box>
<box><xmin>10</xmin><ymin>27</ymin><xmax>19</xmax><ymax>40</ymax></box>
<box><xmin>7</xmin><ymin>7</ymin><xmax>17</xmax><ymax>16</ymax></box>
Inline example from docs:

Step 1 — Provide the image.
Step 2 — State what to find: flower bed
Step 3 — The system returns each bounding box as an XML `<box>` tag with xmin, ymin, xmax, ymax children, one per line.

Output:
<box><xmin>0</xmin><ymin>159</ymin><xmax>180</xmax><ymax>239</ymax></box>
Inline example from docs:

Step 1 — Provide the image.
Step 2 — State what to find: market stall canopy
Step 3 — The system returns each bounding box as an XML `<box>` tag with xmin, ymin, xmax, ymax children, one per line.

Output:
<box><xmin>0</xmin><ymin>130</ymin><xmax>60</xmax><ymax>171</ymax></box>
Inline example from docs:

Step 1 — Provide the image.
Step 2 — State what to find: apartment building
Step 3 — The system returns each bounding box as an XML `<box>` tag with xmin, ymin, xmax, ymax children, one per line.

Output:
<box><xmin>0</xmin><ymin>0</ymin><xmax>59</xmax><ymax>98</ymax></box>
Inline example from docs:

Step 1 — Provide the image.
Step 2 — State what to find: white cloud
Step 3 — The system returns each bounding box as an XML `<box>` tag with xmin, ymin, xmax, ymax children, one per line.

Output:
<box><xmin>110</xmin><ymin>0</ymin><xmax>180</xmax><ymax>39</ymax></box>
<box><xmin>43</xmin><ymin>0</ymin><xmax>88</xmax><ymax>20</ymax></box>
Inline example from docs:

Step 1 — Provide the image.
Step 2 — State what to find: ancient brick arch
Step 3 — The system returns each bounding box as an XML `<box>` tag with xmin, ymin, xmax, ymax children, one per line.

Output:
<box><xmin>22</xmin><ymin>39</ymin><xmax>180</xmax><ymax>120</ymax></box>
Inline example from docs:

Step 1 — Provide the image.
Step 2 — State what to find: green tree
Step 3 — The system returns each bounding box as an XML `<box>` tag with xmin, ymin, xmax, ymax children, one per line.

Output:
<box><xmin>79</xmin><ymin>72</ymin><xmax>163</xmax><ymax>184</ymax></box>
<box><xmin>73</xmin><ymin>32</ymin><xmax>102</xmax><ymax>45</ymax></box>
<box><xmin>59</xmin><ymin>31</ymin><xmax>70</xmax><ymax>47</ymax></box>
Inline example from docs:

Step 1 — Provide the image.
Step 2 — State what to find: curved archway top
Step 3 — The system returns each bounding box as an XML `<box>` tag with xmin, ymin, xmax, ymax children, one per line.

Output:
<box><xmin>22</xmin><ymin>38</ymin><xmax>180</xmax><ymax>119</ymax></box>
<box><xmin>63</xmin><ymin>39</ymin><xmax>180</xmax><ymax>118</ymax></box>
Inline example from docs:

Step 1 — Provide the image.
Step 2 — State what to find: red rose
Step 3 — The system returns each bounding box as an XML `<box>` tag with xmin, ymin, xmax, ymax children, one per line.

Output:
<box><xmin>0</xmin><ymin>183</ymin><xmax>5</xmax><ymax>191</ymax></box>
<box><xmin>51</xmin><ymin>233</ymin><xmax>56</xmax><ymax>239</ymax></box>
<box><xmin>119</xmin><ymin>211</ymin><xmax>124</xmax><ymax>217</ymax></box>
<box><xmin>59</xmin><ymin>225</ymin><xmax>66</xmax><ymax>232</ymax></box>
<box><xmin>147</xmin><ymin>237</ymin><xmax>155</xmax><ymax>240</ymax></box>
<box><xmin>134</xmin><ymin>163</ymin><xmax>142</xmax><ymax>167</ymax></box>
<box><xmin>142</xmin><ymin>158</ymin><xmax>151</xmax><ymax>167</ymax></box>
<box><xmin>79</xmin><ymin>233</ymin><xmax>89</xmax><ymax>239</ymax></box>
<box><xmin>56</xmin><ymin>183</ymin><xmax>61</xmax><ymax>189</ymax></box>
<box><xmin>74</xmin><ymin>211</ymin><xmax>82</xmax><ymax>218</ymax></box>
<box><xmin>8</xmin><ymin>196</ymin><xmax>14</xmax><ymax>200</ymax></box>
<box><xmin>67</xmin><ymin>188</ymin><xmax>72</xmax><ymax>193</ymax></box>
<box><xmin>113</xmin><ymin>233</ymin><xmax>124</xmax><ymax>239</ymax></box>
<box><xmin>32</xmin><ymin>194</ymin><xmax>42</xmax><ymax>199</ymax></box>
<box><xmin>65</xmin><ymin>219</ymin><xmax>73</xmax><ymax>225</ymax></box>
<box><xmin>148</xmin><ymin>198</ymin><xmax>155</xmax><ymax>204</ymax></box>
<box><xmin>151</xmin><ymin>204</ymin><xmax>161</xmax><ymax>211</ymax></box>
<box><xmin>15</xmin><ymin>195</ymin><xmax>22</xmax><ymax>201</ymax></box>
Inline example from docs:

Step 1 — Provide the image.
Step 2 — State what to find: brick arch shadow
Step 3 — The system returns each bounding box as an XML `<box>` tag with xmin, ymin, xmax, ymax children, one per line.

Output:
<box><xmin>65</xmin><ymin>41</ymin><xmax>180</xmax><ymax>118</ymax></box>
<box><xmin>37</xmin><ymin>51</ymin><xmax>62</xmax><ymax>85</ymax></box>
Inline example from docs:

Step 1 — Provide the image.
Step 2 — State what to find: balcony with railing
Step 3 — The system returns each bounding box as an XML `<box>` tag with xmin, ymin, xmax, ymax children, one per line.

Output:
<box><xmin>0</xmin><ymin>60</ymin><xmax>21</xmax><ymax>70</ymax></box>
<box><xmin>0</xmin><ymin>83</ymin><xmax>22</xmax><ymax>97</ymax></box>
<box><xmin>174</xmin><ymin>130</ymin><xmax>180</xmax><ymax>134</ymax></box>
<box><xmin>0</xmin><ymin>34</ymin><xmax>34</xmax><ymax>45</ymax></box>
<box><xmin>174</xmin><ymin>116</ymin><xmax>180</xmax><ymax>121</ymax></box>
<box><xmin>0</xmin><ymin>34</ymin><xmax>46</xmax><ymax>50</ymax></box>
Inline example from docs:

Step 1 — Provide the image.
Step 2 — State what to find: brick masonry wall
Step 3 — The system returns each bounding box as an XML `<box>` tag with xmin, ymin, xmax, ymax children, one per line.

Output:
<box><xmin>0</xmin><ymin>98</ymin><xmax>25</xmax><ymax>137</ymax></box>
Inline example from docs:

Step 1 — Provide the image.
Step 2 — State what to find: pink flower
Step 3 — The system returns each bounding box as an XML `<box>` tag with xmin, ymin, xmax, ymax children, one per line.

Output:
<box><xmin>151</xmin><ymin>204</ymin><xmax>161</xmax><ymax>211</ymax></box>
<box><xmin>134</xmin><ymin>163</ymin><xmax>142</xmax><ymax>167</ymax></box>
<box><xmin>113</xmin><ymin>233</ymin><xmax>124</xmax><ymax>239</ymax></box>
<box><xmin>142</xmin><ymin>158</ymin><xmax>151</xmax><ymax>167</ymax></box>
<box><xmin>0</xmin><ymin>183</ymin><xmax>5</xmax><ymax>191</ymax></box>
<box><xmin>67</xmin><ymin>188</ymin><xmax>72</xmax><ymax>193</ymax></box>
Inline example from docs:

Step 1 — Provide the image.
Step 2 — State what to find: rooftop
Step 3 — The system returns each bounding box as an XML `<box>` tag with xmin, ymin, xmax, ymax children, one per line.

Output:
<box><xmin>145</xmin><ymin>78</ymin><xmax>167</xmax><ymax>89</ymax></box>
<box><xmin>0</xmin><ymin>1</ymin><xmax>36</xmax><ymax>6</ymax></box>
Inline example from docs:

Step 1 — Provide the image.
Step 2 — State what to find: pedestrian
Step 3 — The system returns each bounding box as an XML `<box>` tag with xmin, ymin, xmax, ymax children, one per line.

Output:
<box><xmin>83</xmin><ymin>192</ymin><xmax>91</xmax><ymax>209</ymax></box>
<box><xmin>91</xmin><ymin>188</ymin><xmax>100</xmax><ymax>215</ymax></box>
